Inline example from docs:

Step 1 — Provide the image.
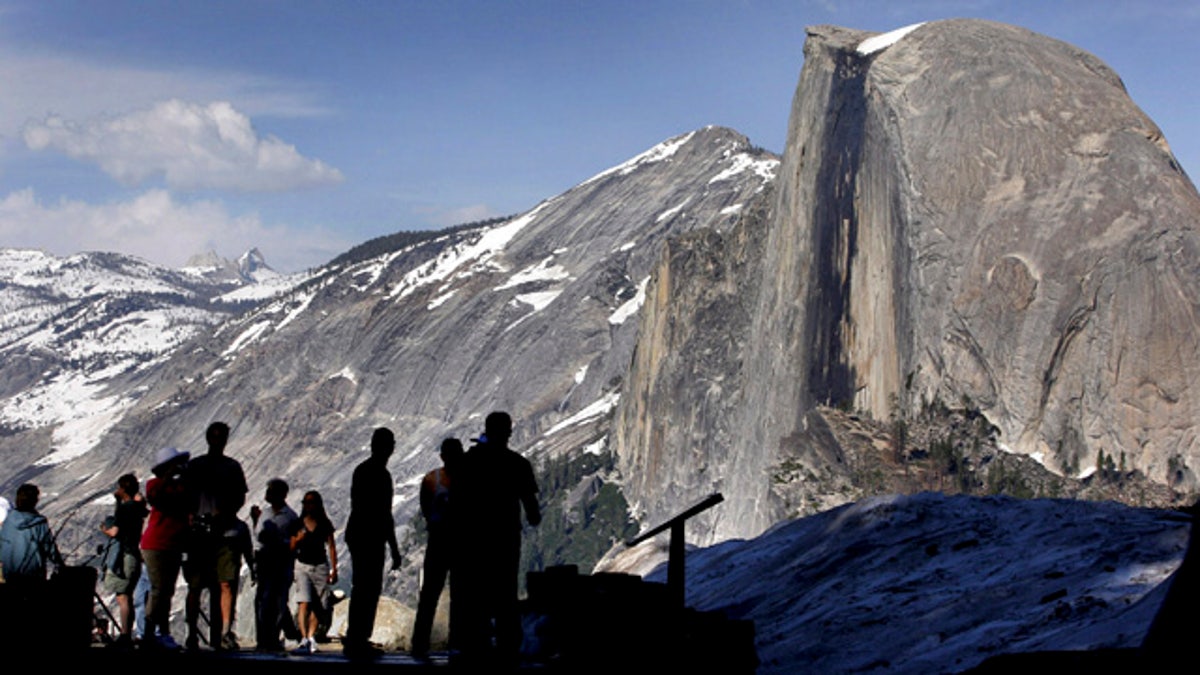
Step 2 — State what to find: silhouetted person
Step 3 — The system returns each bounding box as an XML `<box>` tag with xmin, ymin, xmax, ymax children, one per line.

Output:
<box><xmin>456</xmin><ymin>412</ymin><xmax>541</xmax><ymax>661</ymax></box>
<box><xmin>291</xmin><ymin>490</ymin><xmax>338</xmax><ymax>654</ymax></box>
<box><xmin>140</xmin><ymin>447</ymin><xmax>191</xmax><ymax>650</ymax></box>
<box><xmin>411</xmin><ymin>437</ymin><xmax>464</xmax><ymax>659</ymax></box>
<box><xmin>0</xmin><ymin>483</ymin><xmax>59</xmax><ymax>586</ymax></box>
<box><xmin>343</xmin><ymin>427</ymin><xmax>402</xmax><ymax>659</ymax></box>
<box><xmin>254</xmin><ymin>478</ymin><xmax>299</xmax><ymax>651</ymax></box>
<box><xmin>185</xmin><ymin>421</ymin><xmax>249</xmax><ymax>650</ymax></box>
<box><xmin>0</xmin><ymin>483</ymin><xmax>61</xmax><ymax>650</ymax></box>
<box><xmin>100</xmin><ymin>473</ymin><xmax>148</xmax><ymax>646</ymax></box>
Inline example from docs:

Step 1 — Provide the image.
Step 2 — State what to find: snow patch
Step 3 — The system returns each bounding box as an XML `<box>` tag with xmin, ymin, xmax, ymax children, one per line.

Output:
<box><xmin>545</xmin><ymin>392</ymin><xmax>621</xmax><ymax>436</ymax></box>
<box><xmin>389</xmin><ymin>202</ymin><xmax>550</xmax><ymax>302</ymax></box>
<box><xmin>581</xmin><ymin>132</ymin><xmax>696</xmax><ymax>186</ymax></box>
<box><xmin>657</xmin><ymin>198</ymin><xmax>690</xmax><ymax>223</ymax></box>
<box><xmin>857</xmin><ymin>22</ymin><xmax>925</xmax><ymax>55</ymax></box>
<box><xmin>427</xmin><ymin>289</ymin><xmax>457</xmax><ymax>310</ymax></box>
<box><xmin>513</xmin><ymin>290</ymin><xmax>562</xmax><ymax>313</ymax></box>
<box><xmin>709</xmin><ymin>154</ymin><xmax>778</xmax><ymax>184</ymax></box>
<box><xmin>494</xmin><ymin>256</ymin><xmax>571</xmax><ymax>291</ymax></box>
<box><xmin>609</xmin><ymin>277</ymin><xmax>650</xmax><ymax>326</ymax></box>
<box><xmin>212</xmin><ymin>271</ymin><xmax>306</xmax><ymax>303</ymax></box>
<box><xmin>582</xmin><ymin>436</ymin><xmax>607</xmax><ymax>455</ymax></box>
<box><xmin>0</xmin><ymin>367</ymin><xmax>137</xmax><ymax>466</ymax></box>
<box><xmin>222</xmin><ymin>320</ymin><xmax>273</xmax><ymax>357</ymax></box>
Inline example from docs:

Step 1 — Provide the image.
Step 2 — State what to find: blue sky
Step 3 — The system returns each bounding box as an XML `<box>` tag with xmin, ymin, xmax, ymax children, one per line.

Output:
<box><xmin>1</xmin><ymin>1</ymin><xmax>1197</xmax><ymax>272</ymax></box>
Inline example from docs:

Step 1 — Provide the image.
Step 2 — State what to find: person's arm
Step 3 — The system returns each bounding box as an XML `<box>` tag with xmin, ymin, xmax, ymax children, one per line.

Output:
<box><xmin>290</xmin><ymin>525</ymin><xmax>307</xmax><ymax>552</ymax></box>
<box><xmin>521</xmin><ymin>462</ymin><xmax>542</xmax><ymax>526</ymax></box>
<box><xmin>419</xmin><ymin>473</ymin><xmax>433</xmax><ymax>522</ymax></box>
<box><xmin>242</xmin><ymin>526</ymin><xmax>257</xmax><ymax>582</ymax></box>
<box><xmin>388</xmin><ymin>523</ymin><xmax>401</xmax><ymax>569</ymax></box>
<box><xmin>522</xmin><ymin>492</ymin><xmax>542</xmax><ymax>527</ymax></box>
<box><xmin>326</xmin><ymin>530</ymin><xmax>338</xmax><ymax>583</ymax></box>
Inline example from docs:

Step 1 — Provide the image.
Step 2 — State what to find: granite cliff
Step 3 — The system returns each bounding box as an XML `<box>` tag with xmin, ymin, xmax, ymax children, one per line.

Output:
<box><xmin>615</xmin><ymin>19</ymin><xmax>1200</xmax><ymax>543</ymax></box>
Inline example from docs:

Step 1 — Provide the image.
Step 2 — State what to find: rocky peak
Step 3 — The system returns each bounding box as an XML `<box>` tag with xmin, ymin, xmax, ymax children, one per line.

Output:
<box><xmin>184</xmin><ymin>246</ymin><xmax>276</xmax><ymax>284</ymax></box>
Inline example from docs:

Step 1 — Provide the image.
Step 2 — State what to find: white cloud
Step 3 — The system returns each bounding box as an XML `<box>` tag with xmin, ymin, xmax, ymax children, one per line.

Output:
<box><xmin>23</xmin><ymin>100</ymin><xmax>343</xmax><ymax>192</ymax></box>
<box><xmin>0</xmin><ymin>188</ymin><xmax>349</xmax><ymax>271</ymax></box>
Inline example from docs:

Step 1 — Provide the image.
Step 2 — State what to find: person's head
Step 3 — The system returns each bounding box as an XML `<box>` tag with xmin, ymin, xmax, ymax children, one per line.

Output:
<box><xmin>484</xmin><ymin>411</ymin><xmax>513</xmax><ymax>446</ymax></box>
<box><xmin>117</xmin><ymin>473</ymin><xmax>139</xmax><ymax>500</ymax></box>
<box><xmin>15</xmin><ymin>483</ymin><xmax>39</xmax><ymax>512</ymax></box>
<box><xmin>206</xmin><ymin>421</ymin><xmax>230</xmax><ymax>454</ymax></box>
<box><xmin>152</xmin><ymin>447</ymin><xmax>190</xmax><ymax>478</ymax></box>
<box><xmin>265</xmin><ymin>478</ymin><xmax>289</xmax><ymax>506</ymax></box>
<box><xmin>300</xmin><ymin>491</ymin><xmax>326</xmax><ymax>519</ymax></box>
<box><xmin>371</xmin><ymin>427</ymin><xmax>395</xmax><ymax>458</ymax></box>
<box><xmin>440</xmin><ymin>437</ymin><xmax>464</xmax><ymax>468</ymax></box>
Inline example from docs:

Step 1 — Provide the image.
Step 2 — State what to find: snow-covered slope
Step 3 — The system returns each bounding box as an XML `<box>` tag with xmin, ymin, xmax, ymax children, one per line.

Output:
<box><xmin>0</xmin><ymin>247</ymin><xmax>302</xmax><ymax>468</ymax></box>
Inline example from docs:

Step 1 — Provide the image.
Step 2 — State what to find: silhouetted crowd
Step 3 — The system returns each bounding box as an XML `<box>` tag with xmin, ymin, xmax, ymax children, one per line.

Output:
<box><xmin>0</xmin><ymin>411</ymin><xmax>541</xmax><ymax>664</ymax></box>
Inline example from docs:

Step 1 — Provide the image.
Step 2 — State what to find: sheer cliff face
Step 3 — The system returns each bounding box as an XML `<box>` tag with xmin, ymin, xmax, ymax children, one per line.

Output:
<box><xmin>618</xmin><ymin>19</ymin><xmax>1200</xmax><ymax>542</ymax></box>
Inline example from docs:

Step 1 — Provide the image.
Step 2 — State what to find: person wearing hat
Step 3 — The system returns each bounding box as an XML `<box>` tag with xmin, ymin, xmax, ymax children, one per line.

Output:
<box><xmin>140</xmin><ymin>446</ymin><xmax>190</xmax><ymax>650</ymax></box>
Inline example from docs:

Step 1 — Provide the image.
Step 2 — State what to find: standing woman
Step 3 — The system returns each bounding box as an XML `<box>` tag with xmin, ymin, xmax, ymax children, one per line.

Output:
<box><xmin>290</xmin><ymin>491</ymin><xmax>337</xmax><ymax>654</ymax></box>
<box><xmin>140</xmin><ymin>447</ymin><xmax>191</xmax><ymax>650</ymax></box>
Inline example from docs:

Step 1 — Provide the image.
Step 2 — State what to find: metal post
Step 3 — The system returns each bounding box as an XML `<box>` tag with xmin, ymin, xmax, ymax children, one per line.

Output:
<box><xmin>668</xmin><ymin>520</ymin><xmax>686</xmax><ymax>609</ymax></box>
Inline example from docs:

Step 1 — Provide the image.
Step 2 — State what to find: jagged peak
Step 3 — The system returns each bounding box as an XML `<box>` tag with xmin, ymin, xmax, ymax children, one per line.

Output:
<box><xmin>184</xmin><ymin>248</ymin><xmax>225</xmax><ymax>270</ymax></box>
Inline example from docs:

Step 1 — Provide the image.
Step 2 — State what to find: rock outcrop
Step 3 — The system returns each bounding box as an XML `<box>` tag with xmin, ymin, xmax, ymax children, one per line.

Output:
<box><xmin>616</xmin><ymin>19</ymin><xmax>1200</xmax><ymax>543</ymax></box>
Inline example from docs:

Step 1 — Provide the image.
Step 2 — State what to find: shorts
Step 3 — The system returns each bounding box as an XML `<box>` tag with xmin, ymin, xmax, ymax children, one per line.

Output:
<box><xmin>102</xmin><ymin>551</ymin><xmax>142</xmax><ymax>595</ymax></box>
<box><xmin>214</xmin><ymin>542</ymin><xmax>243</xmax><ymax>583</ymax></box>
<box><xmin>183</xmin><ymin>534</ymin><xmax>218</xmax><ymax>587</ymax></box>
<box><xmin>294</xmin><ymin>561</ymin><xmax>332</xmax><ymax>608</ymax></box>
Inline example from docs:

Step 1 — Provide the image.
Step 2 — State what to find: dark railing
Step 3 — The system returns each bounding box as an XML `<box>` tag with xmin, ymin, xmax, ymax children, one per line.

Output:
<box><xmin>626</xmin><ymin>492</ymin><xmax>724</xmax><ymax>608</ymax></box>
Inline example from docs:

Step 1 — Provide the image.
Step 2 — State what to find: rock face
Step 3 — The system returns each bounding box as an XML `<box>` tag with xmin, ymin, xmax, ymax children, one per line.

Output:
<box><xmin>616</xmin><ymin>19</ymin><xmax>1200</xmax><ymax>543</ymax></box>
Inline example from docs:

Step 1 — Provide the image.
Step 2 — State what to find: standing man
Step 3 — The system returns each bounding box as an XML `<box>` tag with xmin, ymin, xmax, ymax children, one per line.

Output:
<box><xmin>185</xmin><ymin>421</ymin><xmax>249</xmax><ymax>651</ymax></box>
<box><xmin>410</xmin><ymin>438</ymin><xmax>464</xmax><ymax>659</ymax></box>
<box><xmin>457</xmin><ymin>412</ymin><xmax>541</xmax><ymax>661</ymax></box>
<box><xmin>342</xmin><ymin>427</ymin><xmax>402</xmax><ymax>659</ymax></box>
<box><xmin>254</xmin><ymin>478</ymin><xmax>298</xmax><ymax>651</ymax></box>
<box><xmin>100</xmin><ymin>474</ymin><xmax>148</xmax><ymax>647</ymax></box>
